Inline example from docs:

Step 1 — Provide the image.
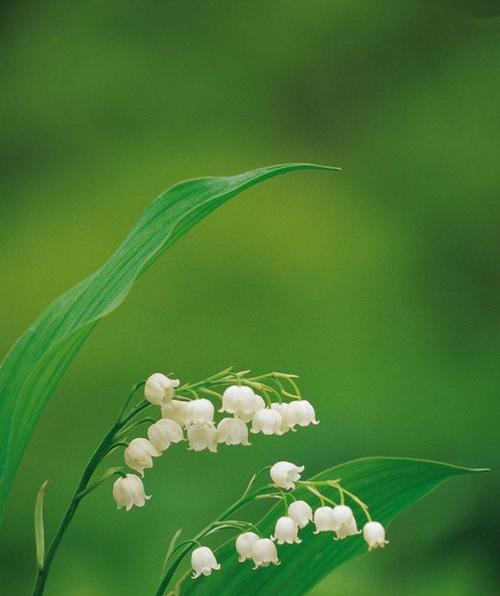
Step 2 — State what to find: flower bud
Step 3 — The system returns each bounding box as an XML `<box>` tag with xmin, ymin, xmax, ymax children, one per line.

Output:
<box><xmin>191</xmin><ymin>546</ymin><xmax>221</xmax><ymax>579</ymax></box>
<box><xmin>288</xmin><ymin>400</ymin><xmax>319</xmax><ymax>427</ymax></box>
<box><xmin>363</xmin><ymin>521</ymin><xmax>388</xmax><ymax>550</ymax></box>
<box><xmin>251</xmin><ymin>409</ymin><xmax>284</xmax><ymax>436</ymax></box>
<box><xmin>124</xmin><ymin>438</ymin><xmax>160</xmax><ymax>475</ymax></box>
<box><xmin>147</xmin><ymin>418</ymin><xmax>184</xmax><ymax>452</ymax></box>
<box><xmin>331</xmin><ymin>505</ymin><xmax>359</xmax><ymax>539</ymax></box>
<box><xmin>270</xmin><ymin>461</ymin><xmax>304</xmax><ymax>490</ymax></box>
<box><xmin>187</xmin><ymin>423</ymin><xmax>218</xmax><ymax>453</ymax></box>
<box><xmin>185</xmin><ymin>398</ymin><xmax>215</xmax><ymax>425</ymax></box>
<box><xmin>313</xmin><ymin>506</ymin><xmax>335</xmax><ymax>533</ymax></box>
<box><xmin>144</xmin><ymin>373</ymin><xmax>180</xmax><ymax>405</ymax></box>
<box><xmin>288</xmin><ymin>500</ymin><xmax>313</xmax><ymax>528</ymax></box>
<box><xmin>112</xmin><ymin>474</ymin><xmax>150</xmax><ymax>511</ymax></box>
<box><xmin>251</xmin><ymin>538</ymin><xmax>280</xmax><ymax>569</ymax></box>
<box><xmin>235</xmin><ymin>532</ymin><xmax>260</xmax><ymax>563</ymax></box>
<box><xmin>272</xmin><ymin>516</ymin><xmax>301</xmax><ymax>545</ymax></box>
<box><xmin>217</xmin><ymin>417</ymin><xmax>250</xmax><ymax>446</ymax></box>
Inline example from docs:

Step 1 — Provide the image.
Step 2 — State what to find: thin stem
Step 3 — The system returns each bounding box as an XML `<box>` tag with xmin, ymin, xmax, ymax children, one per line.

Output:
<box><xmin>32</xmin><ymin>393</ymin><xmax>151</xmax><ymax>595</ymax></box>
<box><xmin>155</xmin><ymin>484</ymin><xmax>275</xmax><ymax>596</ymax></box>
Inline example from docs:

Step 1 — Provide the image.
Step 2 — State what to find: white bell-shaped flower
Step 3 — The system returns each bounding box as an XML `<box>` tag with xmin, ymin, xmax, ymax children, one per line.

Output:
<box><xmin>331</xmin><ymin>505</ymin><xmax>360</xmax><ymax>539</ymax></box>
<box><xmin>112</xmin><ymin>474</ymin><xmax>150</xmax><ymax>511</ymax></box>
<box><xmin>147</xmin><ymin>418</ymin><xmax>184</xmax><ymax>452</ymax></box>
<box><xmin>289</xmin><ymin>400</ymin><xmax>319</xmax><ymax>427</ymax></box>
<box><xmin>270</xmin><ymin>461</ymin><xmax>304</xmax><ymax>490</ymax></box>
<box><xmin>271</xmin><ymin>402</ymin><xmax>297</xmax><ymax>432</ymax></box>
<box><xmin>235</xmin><ymin>532</ymin><xmax>260</xmax><ymax>563</ymax></box>
<box><xmin>217</xmin><ymin>417</ymin><xmax>250</xmax><ymax>446</ymax></box>
<box><xmin>272</xmin><ymin>516</ymin><xmax>301</xmax><ymax>545</ymax></box>
<box><xmin>185</xmin><ymin>398</ymin><xmax>215</xmax><ymax>425</ymax></box>
<box><xmin>363</xmin><ymin>521</ymin><xmax>389</xmax><ymax>550</ymax></box>
<box><xmin>236</xmin><ymin>394</ymin><xmax>266</xmax><ymax>423</ymax></box>
<box><xmin>161</xmin><ymin>399</ymin><xmax>189</xmax><ymax>426</ymax></box>
<box><xmin>221</xmin><ymin>385</ymin><xmax>255</xmax><ymax>414</ymax></box>
<box><xmin>251</xmin><ymin>538</ymin><xmax>280</xmax><ymax>569</ymax></box>
<box><xmin>251</xmin><ymin>408</ymin><xmax>284</xmax><ymax>436</ymax></box>
<box><xmin>144</xmin><ymin>373</ymin><xmax>180</xmax><ymax>405</ymax></box>
<box><xmin>124</xmin><ymin>438</ymin><xmax>160</xmax><ymax>475</ymax></box>
<box><xmin>288</xmin><ymin>500</ymin><xmax>313</xmax><ymax>528</ymax></box>
<box><xmin>313</xmin><ymin>506</ymin><xmax>335</xmax><ymax>533</ymax></box>
<box><xmin>191</xmin><ymin>546</ymin><xmax>221</xmax><ymax>579</ymax></box>
<box><xmin>187</xmin><ymin>423</ymin><xmax>218</xmax><ymax>453</ymax></box>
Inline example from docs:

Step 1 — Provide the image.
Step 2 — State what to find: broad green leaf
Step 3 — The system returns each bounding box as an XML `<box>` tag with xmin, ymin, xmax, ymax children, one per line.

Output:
<box><xmin>0</xmin><ymin>163</ymin><xmax>338</xmax><ymax>522</ymax></box>
<box><xmin>34</xmin><ymin>479</ymin><xmax>50</xmax><ymax>571</ymax></box>
<box><xmin>180</xmin><ymin>457</ymin><xmax>486</xmax><ymax>596</ymax></box>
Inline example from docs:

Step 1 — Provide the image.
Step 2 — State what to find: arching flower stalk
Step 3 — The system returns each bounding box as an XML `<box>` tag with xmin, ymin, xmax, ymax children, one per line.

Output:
<box><xmin>154</xmin><ymin>461</ymin><xmax>387</xmax><ymax>596</ymax></box>
<box><xmin>31</xmin><ymin>367</ymin><xmax>315</xmax><ymax>596</ymax></box>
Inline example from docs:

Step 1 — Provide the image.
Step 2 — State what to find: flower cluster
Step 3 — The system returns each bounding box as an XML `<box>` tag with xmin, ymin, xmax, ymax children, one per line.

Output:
<box><xmin>113</xmin><ymin>369</ymin><xmax>318</xmax><ymax>511</ymax></box>
<box><xmin>189</xmin><ymin>461</ymin><xmax>388</xmax><ymax>580</ymax></box>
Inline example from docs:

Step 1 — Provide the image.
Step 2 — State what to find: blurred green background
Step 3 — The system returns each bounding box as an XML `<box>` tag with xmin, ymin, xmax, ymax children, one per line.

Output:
<box><xmin>1</xmin><ymin>1</ymin><xmax>499</xmax><ymax>594</ymax></box>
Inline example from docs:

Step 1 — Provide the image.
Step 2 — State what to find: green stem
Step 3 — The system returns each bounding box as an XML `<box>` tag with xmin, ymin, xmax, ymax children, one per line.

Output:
<box><xmin>154</xmin><ymin>484</ymin><xmax>274</xmax><ymax>596</ymax></box>
<box><xmin>32</xmin><ymin>395</ymin><xmax>149</xmax><ymax>595</ymax></box>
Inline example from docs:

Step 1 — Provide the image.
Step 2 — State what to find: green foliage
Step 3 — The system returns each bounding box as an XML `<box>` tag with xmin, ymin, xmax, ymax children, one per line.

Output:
<box><xmin>34</xmin><ymin>479</ymin><xmax>50</xmax><ymax>571</ymax></box>
<box><xmin>180</xmin><ymin>457</ymin><xmax>485</xmax><ymax>596</ymax></box>
<box><xmin>0</xmin><ymin>164</ymin><xmax>338</xmax><ymax>522</ymax></box>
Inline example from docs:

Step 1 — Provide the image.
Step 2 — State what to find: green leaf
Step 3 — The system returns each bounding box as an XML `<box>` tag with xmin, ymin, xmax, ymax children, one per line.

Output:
<box><xmin>0</xmin><ymin>163</ymin><xmax>339</xmax><ymax>522</ymax></box>
<box><xmin>179</xmin><ymin>457</ymin><xmax>487</xmax><ymax>596</ymax></box>
<box><xmin>34</xmin><ymin>479</ymin><xmax>50</xmax><ymax>571</ymax></box>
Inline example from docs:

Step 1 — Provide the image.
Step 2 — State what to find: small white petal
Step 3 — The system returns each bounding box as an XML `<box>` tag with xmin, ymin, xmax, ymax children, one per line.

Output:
<box><xmin>313</xmin><ymin>506</ymin><xmax>335</xmax><ymax>533</ymax></box>
<box><xmin>251</xmin><ymin>538</ymin><xmax>280</xmax><ymax>569</ymax></box>
<box><xmin>144</xmin><ymin>373</ymin><xmax>180</xmax><ymax>405</ymax></box>
<box><xmin>112</xmin><ymin>474</ymin><xmax>150</xmax><ymax>511</ymax></box>
<box><xmin>331</xmin><ymin>505</ymin><xmax>359</xmax><ymax>539</ymax></box>
<box><xmin>147</xmin><ymin>418</ymin><xmax>184</xmax><ymax>452</ymax></box>
<box><xmin>187</xmin><ymin>423</ymin><xmax>218</xmax><ymax>453</ymax></box>
<box><xmin>363</xmin><ymin>521</ymin><xmax>389</xmax><ymax>550</ymax></box>
<box><xmin>270</xmin><ymin>461</ymin><xmax>304</xmax><ymax>490</ymax></box>
<box><xmin>251</xmin><ymin>409</ymin><xmax>284</xmax><ymax>436</ymax></box>
<box><xmin>288</xmin><ymin>500</ymin><xmax>313</xmax><ymax>528</ymax></box>
<box><xmin>124</xmin><ymin>438</ymin><xmax>161</xmax><ymax>476</ymax></box>
<box><xmin>217</xmin><ymin>417</ymin><xmax>250</xmax><ymax>446</ymax></box>
<box><xmin>235</xmin><ymin>532</ymin><xmax>260</xmax><ymax>563</ymax></box>
<box><xmin>288</xmin><ymin>400</ymin><xmax>319</xmax><ymax>427</ymax></box>
<box><xmin>185</xmin><ymin>399</ymin><xmax>215</xmax><ymax>425</ymax></box>
<box><xmin>191</xmin><ymin>546</ymin><xmax>220</xmax><ymax>579</ymax></box>
<box><xmin>272</xmin><ymin>516</ymin><xmax>301</xmax><ymax>545</ymax></box>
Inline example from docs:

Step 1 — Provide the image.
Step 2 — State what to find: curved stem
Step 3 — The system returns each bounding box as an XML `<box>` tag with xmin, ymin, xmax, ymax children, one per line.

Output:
<box><xmin>154</xmin><ymin>484</ymin><xmax>274</xmax><ymax>596</ymax></box>
<box><xmin>32</xmin><ymin>392</ymin><xmax>149</xmax><ymax>595</ymax></box>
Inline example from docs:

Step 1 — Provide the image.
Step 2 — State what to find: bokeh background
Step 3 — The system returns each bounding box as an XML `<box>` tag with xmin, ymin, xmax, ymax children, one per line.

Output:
<box><xmin>1</xmin><ymin>1</ymin><xmax>499</xmax><ymax>594</ymax></box>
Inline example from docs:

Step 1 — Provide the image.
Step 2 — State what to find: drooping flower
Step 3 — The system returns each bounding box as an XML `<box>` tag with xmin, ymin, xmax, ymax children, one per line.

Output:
<box><xmin>270</xmin><ymin>402</ymin><xmax>296</xmax><ymax>432</ymax></box>
<box><xmin>112</xmin><ymin>474</ymin><xmax>150</xmax><ymax>511</ymax></box>
<box><xmin>221</xmin><ymin>385</ymin><xmax>255</xmax><ymax>415</ymax></box>
<box><xmin>221</xmin><ymin>385</ymin><xmax>265</xmax><ymax>422</ymax></box>
<box><xmin>147</xmin><ymin>418</ymin><xmax>184</xmax><ymax>452</ymax></box>
<box><xmin>313</xmin><ymin>506</ymin><xmax>335</xmax><ymax>533</ymax></box>
<box><xmin>272</xmin><ymin>516</ymin><xmax>301</xmax><ymax>545</ymax></box>
<box><xmin>288</xmin><ymin>400</ymin><xmax>319</xmax><ymax>427</ymax></box>
<box><xmin>161</xmin><ymin>399</ymin><xmax>189</xmax><ymax>425</ymax></box>
<box><xmin>270</xmin><ymin>461</ymin><xmax>304</xmax><ymax>490</ymax></box>
<box><xmin>288</xmin><ymin>500</ymin><xmax>313</xmax><ymax>528</ymax></box>
<box><xmin>251</xmin><ymin>538</ymin><xmax>280</xmax><ymax>569</ymax></box>
<box><xmin>217</xmin><ymin>417</ymin><xmax>250</xmax><ymax>446</ymax></box>
<box><xmin>331</xmin><ymin>505</ymin><xmax>360</xmax><ymax>539</ymax></box>
<box><xmin>184</xmin><ymin>398</ymin><xmax>215</xmax><ymax>425</ymax></box>
<box><xmin>191</xmin><ymin>546</ymin><xmax>221</xmax><ymax>579</ymax></box>
<box><xmin>187</xmin><ymin>423</ymin><xmax>218</xmax><ymax>453</ymax></box>
<box><xmin>363</xmin><ymin>521</ymin><xmax>389</xmax><ymax>550</ymax></box>
<box><xmin>251</xmin><ymin>408</ymin><xmax>284</xmax><ymax>436</ymax></box>
<box><xmin>124</xmin><ymin>438</ymin><xmax>161</xmax><ymax>475</ymax></box>
<box><xmin>144</xmin><ymin>373</ymin><xmax>180</xmax><ymax>405</ymax></box>
<box><xmin>235</xmin><ymin>532</ymin><xmax>260</xmax><ymax>563</ymax></box>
